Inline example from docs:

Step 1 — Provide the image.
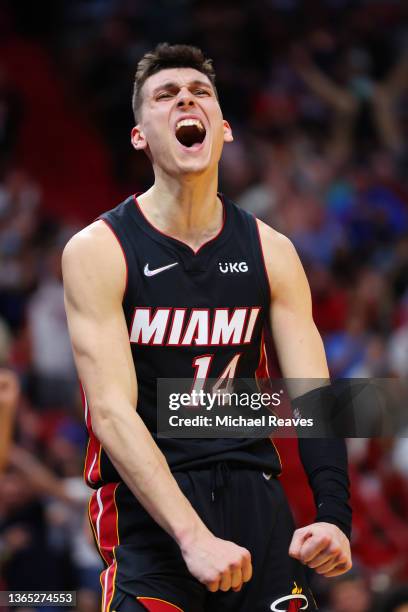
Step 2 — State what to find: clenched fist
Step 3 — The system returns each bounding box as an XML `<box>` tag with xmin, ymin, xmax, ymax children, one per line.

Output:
<box><xmin>180</xmin><ymin>526</ymin><xmax>252</xmax><ymax>592</ymax></box>
<box><xmin>289</xmin><ymin>522</ymin><xmax>352</xmax><ymax>578</ymax></box>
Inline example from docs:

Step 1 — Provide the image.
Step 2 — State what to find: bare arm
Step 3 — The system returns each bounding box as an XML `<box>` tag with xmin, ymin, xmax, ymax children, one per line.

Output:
<box><xmin>257</xmin><ymin>220</ymin><xmax>352</xmax><ymax>577</ymax></box>
<box><xmin>291</xmin><ymin>45</ymin><xmax>356</xmax><ymax>114</ymax></box>
<box><xmin>371</xmin><ymin>53</ymin><xmax>408</xmax><ymax>155</ymax></box>
<box><xmin>8</xmin><ymin>445</ymin><xmax>73</xmax><ymax>504</ymax></box>
<box><xmin>258</xmin><ymin>221</ymin><xmax>329</xmax><ymax>396</ymax></box>
<box><xmin>0</xmin><ymin>370</ymin><xmax>19</xmax><ymax>474</ymax></box>
<box><xmin>291</xmin><ymin>46</ymin><xmax>357</xmax><ymax>161</ymax></box>
<box><xmin>62</xmin><ymin>221</ymin><xmax>251</xmax><ymax>592</ymax></box>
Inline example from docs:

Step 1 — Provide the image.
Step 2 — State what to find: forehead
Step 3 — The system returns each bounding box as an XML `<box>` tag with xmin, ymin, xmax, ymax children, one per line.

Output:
<box><xmin>143</xmin><ymin>67</ymin><xmax>213</xmax><ymax>96</ymax></box>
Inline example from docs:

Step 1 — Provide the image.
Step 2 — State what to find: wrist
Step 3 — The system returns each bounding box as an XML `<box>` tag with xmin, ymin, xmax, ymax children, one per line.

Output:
<box><xmin>174</xmin><ymin>517</ymin><xmax>211</xmax><ymax>552</ymax></box>
<box><xmin>315</xmin><ymin>513</ymin><xmax>351</xmax><ymax>540</ymax></box>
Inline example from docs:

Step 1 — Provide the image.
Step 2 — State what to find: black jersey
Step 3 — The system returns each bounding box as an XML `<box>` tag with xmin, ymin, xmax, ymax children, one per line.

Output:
<box><xmin>83</xmin><ymin>194</ymin><xmax>281</xmax><ymax>488</ymax></box>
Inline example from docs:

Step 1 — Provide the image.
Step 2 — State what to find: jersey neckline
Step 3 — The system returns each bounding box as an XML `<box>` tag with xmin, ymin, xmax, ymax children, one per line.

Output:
<box><xmin>132</xmin><ymin>192</ymin><xmax>231</xmax><ymax>257</ymax></box>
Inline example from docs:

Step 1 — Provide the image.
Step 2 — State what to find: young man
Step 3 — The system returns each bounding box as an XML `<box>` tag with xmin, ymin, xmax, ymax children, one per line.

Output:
<box><xmin>63</xmin><ymin>44</ymin><xmax>352</xmax><ymax>612</ymax></box>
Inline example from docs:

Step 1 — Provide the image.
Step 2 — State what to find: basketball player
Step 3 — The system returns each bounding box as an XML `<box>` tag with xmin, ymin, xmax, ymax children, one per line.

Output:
<box><xmin>62</xmin><ymin>44</ymin><xmax>352</xmax><ymax>612</ymax></box>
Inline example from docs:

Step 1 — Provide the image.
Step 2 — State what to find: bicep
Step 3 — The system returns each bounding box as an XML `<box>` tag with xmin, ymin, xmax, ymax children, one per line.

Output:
<box><xmin>62</xmin><ymin>228</ymin><xmax>137</xmax><ymax>418</ymax></box>
<box><xmin>259</xmin><ymin>224</ymin><xmax>329</xmax><ymax>379</ymax></box>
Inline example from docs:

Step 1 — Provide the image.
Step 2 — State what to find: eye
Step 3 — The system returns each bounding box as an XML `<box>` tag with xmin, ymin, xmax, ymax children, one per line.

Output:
<box><xmin>194</xmin><ymin>89</ymin><xmax>210</xmax><ymax>96</ymax></box>
<box><xmin>156</xmin><ymin>92</ymin><xmax>173</xmax><ymax>100</ymax></box>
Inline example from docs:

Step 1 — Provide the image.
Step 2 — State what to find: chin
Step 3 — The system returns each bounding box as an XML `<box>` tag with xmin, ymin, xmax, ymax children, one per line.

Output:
<box><xmin>178</xmin><ymin>162</ymin><xmax>210</xmax><ymax>176</ymax></box>
<box><xmin>172</xmin><ymin>155</ymin><xmax>212</xmax><ymax>176</ymax></box>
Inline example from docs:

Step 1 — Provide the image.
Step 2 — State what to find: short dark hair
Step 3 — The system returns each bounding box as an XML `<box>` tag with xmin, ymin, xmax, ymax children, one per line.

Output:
<box><xmin>132</xmin><ymin>43</ymin><xmax>217</xmax><ymax>121</ymax></box>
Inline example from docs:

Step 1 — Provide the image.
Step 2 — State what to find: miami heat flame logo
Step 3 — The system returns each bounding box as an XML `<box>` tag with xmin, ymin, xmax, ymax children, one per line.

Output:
<box><xmin>270</xmin><ymin>583</ymin><xmax>309</xmax><ymax>611</ymax></box>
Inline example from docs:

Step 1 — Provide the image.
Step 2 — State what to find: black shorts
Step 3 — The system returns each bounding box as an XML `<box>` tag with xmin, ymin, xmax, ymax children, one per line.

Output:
<box><xmin>89</xmin><ymin>464</ymin><xmax>317</xmax><ymax>612</ymax></box>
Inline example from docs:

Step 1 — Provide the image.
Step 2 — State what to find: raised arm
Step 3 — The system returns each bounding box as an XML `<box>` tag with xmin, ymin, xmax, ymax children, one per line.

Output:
<box><xmin>257</xmin><ymin>219</ymin><xmax>352</xmax><ymax>578</ymax></box>
<box><xmin>62</xmin><ymin>221</ymin><xmax>251</xmax><ymax>592</ymax></box>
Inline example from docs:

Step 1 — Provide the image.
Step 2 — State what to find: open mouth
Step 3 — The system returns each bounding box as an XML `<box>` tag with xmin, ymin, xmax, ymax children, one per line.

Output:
<box><xmin>175</xmin><ymin>118</ymin><xmax>206</xmax><ymax>148</ymax></box>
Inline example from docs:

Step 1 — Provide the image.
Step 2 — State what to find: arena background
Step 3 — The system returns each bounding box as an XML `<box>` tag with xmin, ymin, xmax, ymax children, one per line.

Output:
<box><xmin>0</xmin><ymin>1</ymin><xmax>408</xmax><ymax>611</ymax></box>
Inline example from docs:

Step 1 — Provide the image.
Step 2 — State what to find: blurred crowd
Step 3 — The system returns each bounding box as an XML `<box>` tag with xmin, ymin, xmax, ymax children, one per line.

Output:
<box><xmin>0</xmin><ymin>1</ymin><xmax>407</xmax><ymax>611</ymax></box>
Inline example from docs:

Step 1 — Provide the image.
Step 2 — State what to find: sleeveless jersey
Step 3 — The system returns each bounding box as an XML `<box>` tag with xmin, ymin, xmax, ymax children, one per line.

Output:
<box><xmin>83</xmin><ymin>194</ymin><xmax>282</xmax><ymax>488</ymax></box>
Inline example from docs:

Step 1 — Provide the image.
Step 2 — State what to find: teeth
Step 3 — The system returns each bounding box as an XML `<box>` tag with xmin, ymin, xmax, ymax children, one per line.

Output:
<box><xmin>176</xmin><ymin>118</ymin><xmax>205</xmax><ymax>131</ymax></box>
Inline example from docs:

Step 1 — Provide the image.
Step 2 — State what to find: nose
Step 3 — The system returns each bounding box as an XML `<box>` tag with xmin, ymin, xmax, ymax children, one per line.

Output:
<box><xmin>176</xmin><ymin>87</ymin><xmax>195</xmax><ymax>108</ymax></box>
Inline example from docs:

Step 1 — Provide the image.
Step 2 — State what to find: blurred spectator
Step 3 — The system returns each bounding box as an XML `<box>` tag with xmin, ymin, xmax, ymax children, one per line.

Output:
<box><xmin>324</xmin><ymin>315</ymin><xmax>368</xmax><ymax>377</ymax></box>
<box><xmin>325</xmin><ymin>572</ymin><xmax>372</xmax><ymax>612</ymax></box>
<box><xmin>388</xmin><ymin>323</ymin><xmax>408</xmax><ymax>377</ymax></box>
<box><xmin>0</xmin><ymin>369</ymin><xmax>19</xmax><ymax>474</ymax></box>
<box><xmin>0</xmin><ymin>169</ymin><xmax>41</xmax><ymax>331</ymax></box>
<box><xmin>378</xmin><ymin>585</ymin><xmax>408</xmax><ymax>612</ymax></box>
<box><xmin>0</xmin><ymin>467</ymin><xmax>75</xmax><ymax>593</ymax></box>
<box><xmin>0</xmin><ymin>65</ymin><xmax>22</xmax><ymax>172</ymax></box>
<box><xmin>291</xmin><ymin>39</ymin><xmax>408</xmax><ymax>161</ymax></box>
<box><xmin>26</xmin><ymin>245</ymin><xmax>77</xmax><ymax>410</ymax></box>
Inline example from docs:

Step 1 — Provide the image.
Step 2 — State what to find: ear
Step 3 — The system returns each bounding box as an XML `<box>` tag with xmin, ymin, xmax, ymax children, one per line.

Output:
<box><xmin>223</xmin><ymin>119</ymin><xmax>234</xmax><ymax>143</ymax></box>
<box><xmin>131</xmin><ymin>125</ymin><xmax>148</xmax><ymax>150</ymax></box>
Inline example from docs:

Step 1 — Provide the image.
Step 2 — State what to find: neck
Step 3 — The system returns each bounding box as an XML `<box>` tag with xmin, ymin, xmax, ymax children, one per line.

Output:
<box><xmin>137</xmin><ymin>167</ymin><xmax>223</xmax><ymax>251</ymax></box>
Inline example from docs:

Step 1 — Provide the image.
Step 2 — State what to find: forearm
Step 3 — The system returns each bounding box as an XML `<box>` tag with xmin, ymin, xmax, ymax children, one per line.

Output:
<box><xmin>94</xmin><ymin>402</ymin><xmax>209</xmax><ymax>547</ymax></box>
<box><xmin>9</xmin><ymin>445</ymin><xmax>71</xmax><ymax>503</ymax></box>
<box><xmin>300</xmin><ymin>66</ymin><xmax>356</xmax><ymax>113</ymax></box>
<box><xmin>293</xmin><ymin>386</ymin><xmax>352</xmax><ymax>538</ymax></box>
<box><xmin>298</xmin><ymin>437</ymin><xmax>351</xmax><ymax>538</ymax></box>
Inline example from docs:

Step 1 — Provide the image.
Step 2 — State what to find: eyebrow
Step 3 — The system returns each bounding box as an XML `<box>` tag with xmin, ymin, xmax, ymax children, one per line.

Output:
<box><xmin>152</xmin><ymin>80</ymin><xmax>213</xmax><ymax>95</ymax></box>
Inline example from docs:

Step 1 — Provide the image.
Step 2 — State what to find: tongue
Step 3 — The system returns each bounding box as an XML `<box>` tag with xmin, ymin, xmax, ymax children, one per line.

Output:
<box><xmin>176</xmin><ymin>125</ymin><xmax>205</xmax><ymax>147</ymax></box>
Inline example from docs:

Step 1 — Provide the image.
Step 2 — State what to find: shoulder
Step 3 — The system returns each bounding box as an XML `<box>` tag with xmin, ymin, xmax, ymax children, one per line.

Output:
<box><xmin>63</xmin><ymin>219</ymin><xmax>122</xmax><ymax>266</ymax></box>
<box><xmin>255</xmin><ymin>218</ymin><xmax>308</xmax><ymax>296</ymax></box>
<box><xmin>256</xmin><ymin>218</ymin><xmax>299</xmax><ymax>266</ymax></box>
<box><xmin>62</xmin><ymin>220</ymin><xmax>126</xmax><ymax>296</ymax></box>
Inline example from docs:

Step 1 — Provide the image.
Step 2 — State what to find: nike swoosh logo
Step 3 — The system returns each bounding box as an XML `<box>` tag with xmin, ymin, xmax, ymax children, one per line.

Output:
<box><xmin>144</xmin><ymin>262</ymin><xmax>178</xmax><ymax>277</ymax></box>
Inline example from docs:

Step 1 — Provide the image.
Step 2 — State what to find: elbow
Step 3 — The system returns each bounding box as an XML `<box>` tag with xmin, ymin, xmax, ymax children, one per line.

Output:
<box><xmin>89</xmin><ymin>395</ymin><xmax>136</xmax><ymax>445</ymax></box>
<box><xmin>91</xmin><ymin>409</ymin><xmax>112</xmax><ymax>445</ymax></box>
<box><xmin>90</xmin><ymin>400</ymin><xmax>119</xmax><ymax>444</ymax></box>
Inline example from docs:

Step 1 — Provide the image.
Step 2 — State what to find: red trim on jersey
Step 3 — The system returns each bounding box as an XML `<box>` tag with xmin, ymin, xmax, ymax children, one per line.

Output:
<box><xmin>255</xmin><ymin>331</ymin><xmax>283</xmax><ymax>474</ymax></box>
<box><xmin>90</xmin><ymin>484</ymin><xmax>119</xmax><ymax>612</ymax></box>
<box><xmin>101</xmin><ymin>562</ymin><xmax>117</xmax><ymax>612</ymax></box>
<box><xmin>80</xmin><ymin>383</ymin><xmax>103</xmax><ymax>487</ymax></box>
<box><xmin>253</xmin><ymin>216</ymin><xmax>271</xmax><ymax>299</ymax></box>
<box><xmin>83</xmin><ymin>433</ymin><xmax>102</xmax><ymax>486</ymax></box>
<box><xmin>137</xmin><ymin>597</ymin><xmax>184</xmax><ymax>612</ymax></box>
<box><xmin>133</xmin><ymin>193</ymin><xmax>226</xmax><ymax>256</ymax></box>
<box><xmin>255</xmin><ymin>332</ymin><xmax>269</xmax><ymax>382</ymax></box>
<box><xmin>96</xmin><ymin>483</ymin><xmax>120</xmax><ymax>566</ymax></box>
<box><xmin>100</xmin><ymin>218</ymin><xmax>129</xmax><ymax>297</ymax></box>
